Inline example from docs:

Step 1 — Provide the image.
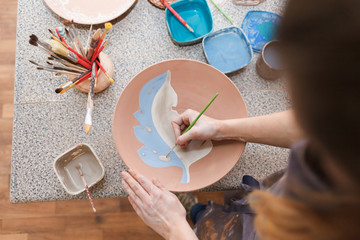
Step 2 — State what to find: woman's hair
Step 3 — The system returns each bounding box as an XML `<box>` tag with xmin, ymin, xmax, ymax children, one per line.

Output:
<box><xmin>250</xmin><ymin>0</ymin><xmax>360</xmax><ymax>239</ymax></box>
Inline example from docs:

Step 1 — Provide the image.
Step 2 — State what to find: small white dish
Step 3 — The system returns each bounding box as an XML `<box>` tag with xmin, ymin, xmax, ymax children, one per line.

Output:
<box><xmin>54</xmin><ymin>144</ymin><xmax>105</xmax><ymax>195</ymax></box>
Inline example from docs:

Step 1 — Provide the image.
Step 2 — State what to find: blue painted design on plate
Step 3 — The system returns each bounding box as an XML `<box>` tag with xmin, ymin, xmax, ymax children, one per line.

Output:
<box><xmin>133</xmin><ymin>71</ymin><xmax>188</xmax><ymax>183</ymax></box>
<box><xmin>241</xmin><ymin>10</ymin><xmax>281</xmax><ymax>53</ymax></box>
<box><xmin>202</xmin><ymin>26</ymin><xmax>253</xmax><ymax>74</ymax></box>
<box><xmin>165</xmin><ymin>0</ymin><xmax>213</xmax><ymax>45</ymax></box>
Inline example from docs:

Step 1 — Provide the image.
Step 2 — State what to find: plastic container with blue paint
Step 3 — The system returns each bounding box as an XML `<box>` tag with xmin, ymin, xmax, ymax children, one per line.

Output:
<box><xmin>241</xmin><ymin>10</ymin><xmax>281</xmax><ymax>53</ymax></box>
<box><xmin>202</xmin><ymin>26</ymin><xmax>253</xmax><ymax>74</ymax></box>
<box><xmin>165</xmin><ymin>0</ymin><xmax>213</xmax><ymax>45</ymax></box>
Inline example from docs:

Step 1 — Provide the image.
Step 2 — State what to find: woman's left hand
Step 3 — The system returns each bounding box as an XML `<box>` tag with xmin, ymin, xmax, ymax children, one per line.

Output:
<box><xmin>121</xmin><ymin>169</ymin><xmax>198</xmax><ymax>240</ymax></box>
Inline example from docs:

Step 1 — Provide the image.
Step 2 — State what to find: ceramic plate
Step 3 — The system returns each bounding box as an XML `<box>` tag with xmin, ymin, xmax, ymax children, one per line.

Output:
<box><xmin>113</xmin><ymin>59</ymin><xmax>247</xmax><ymax>192</ymax></box>
<box><xmin>203</xmin><ymin>26</ymin><xmax>253</xmax><ymax>74</ymax></box>
<box><xmin>241</xmin><ymin>10</ymin><xmax>281</xmax><ymax>52</ymax></box>
<box><xmin>43</xmin><ymin>0</ymin><xmax>136</xmax><ymax>25</ymax></box>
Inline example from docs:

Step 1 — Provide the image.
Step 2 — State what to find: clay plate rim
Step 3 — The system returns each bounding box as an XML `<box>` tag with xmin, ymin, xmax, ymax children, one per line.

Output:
<box><xmin>112</xmin><ymin>59</ymin><xmax>248</xmax><ymax>192</ymax></box>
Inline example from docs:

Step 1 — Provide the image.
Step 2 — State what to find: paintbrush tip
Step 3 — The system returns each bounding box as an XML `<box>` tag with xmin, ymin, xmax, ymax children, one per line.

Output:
<box><xmin>84</xmin><ymin>124</ymin><xmax>92</xmax><ymax>135</ymax></box>
<box><xmin>185</xmin><ymin>24</ymin><xmax>194</xmax><ymax>33</ymax></box>
<box><xmin>62</xmin><ymin>19</ymin><xmax>73</xmax><ymax>26</ymax></box>
<box><xmin>55</xmin><ymin>88</ymin><xmax>63</xmax><ymax>93</ymax></box>
<box><xmin>29</xmin><ymin>39</ymin><xmax>38</xmax><ymax>46</ymax></box>
<box><xmin>29</xmin><ymin>34</ymin><xmax>38</xmax><ymax>41</ymax></box>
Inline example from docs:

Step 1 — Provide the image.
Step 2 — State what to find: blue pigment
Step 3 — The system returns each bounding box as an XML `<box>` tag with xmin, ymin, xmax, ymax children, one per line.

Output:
<box><xmin>241</xmin><ymin>11</ymin><xmax>281</xmax><ymax>52</ymax></box>
<box><xmin>203</xmin><ymin>27</ymin><xmax>252</xmax><ymax>73</ymax></box>
<box><xmin>133</xmin><ymin>71</ymin><xmax>189</xmax><ymax>183</ymax></box>
<box><xmin>167</xmin><ymin>0</ymin><xmax>213</xmax><ymax>44</ymax></box>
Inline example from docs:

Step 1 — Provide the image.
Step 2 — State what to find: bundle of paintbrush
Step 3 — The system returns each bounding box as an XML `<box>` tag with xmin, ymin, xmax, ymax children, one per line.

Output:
<box><xmin>28</xmin><ymin>21</ymin><xmax>115</xmax><ymax>135</ymax></box>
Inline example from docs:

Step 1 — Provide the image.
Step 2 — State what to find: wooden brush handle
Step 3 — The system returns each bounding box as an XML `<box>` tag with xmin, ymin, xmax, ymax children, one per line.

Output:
<box><xmin>86</xmin><ymin>48</ymin><xmax>94</xmax><ymax>60</ymax></box>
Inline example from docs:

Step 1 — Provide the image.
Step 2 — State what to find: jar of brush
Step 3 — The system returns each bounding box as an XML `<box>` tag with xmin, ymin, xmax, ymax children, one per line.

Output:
<box><xmin>28</xmin><ymin>21</ymin><xmax>115</xmax><ymax>135</ymax></box>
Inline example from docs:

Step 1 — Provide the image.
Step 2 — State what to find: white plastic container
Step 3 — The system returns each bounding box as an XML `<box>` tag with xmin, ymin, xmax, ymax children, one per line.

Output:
<box><xmin>53</xmin><ymin>144</ymin><xmax>105</xmax><ymax>195</ymax></box>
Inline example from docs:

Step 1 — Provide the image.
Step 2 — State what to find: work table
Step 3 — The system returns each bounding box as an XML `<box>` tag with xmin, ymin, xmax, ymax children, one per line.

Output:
<box><xmin>11</xmin><ymin>0</ymin><xmax>289</xmax><ymax>203</ymax></box>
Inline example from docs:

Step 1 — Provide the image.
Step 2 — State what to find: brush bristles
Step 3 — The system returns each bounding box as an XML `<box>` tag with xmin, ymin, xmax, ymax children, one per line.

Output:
<box><xmin>63</xmin><ymin>19</ymin><xmax>74</xmax><ymax>27</ymax></box>
<box><xmin>84</xmin><ymin>124</ymin><xmax>92</xmax><ymax>135</ymax></box>
<box><xmin>55</xmin><ymin>88</ymin><xmax>63</xmax><ymax>93</ymax></box>
<box><xmin>29</xmin><ymin>60</ymin><xmax>38</xmax><ymax>66</ymax></box>
<box><xmin>29</xmin><ymin>34</ymin><xmax>38</xmax><ymax>41</ymax></box>
<box><xmin>29</xmin><ymin>39</ymin><xmax>38</xmax><ymax>46</ymax></box>
<box><xmin>49</xmin><ymin>39</ymin><xmax>69</xmax><ymax>57</ymax></box>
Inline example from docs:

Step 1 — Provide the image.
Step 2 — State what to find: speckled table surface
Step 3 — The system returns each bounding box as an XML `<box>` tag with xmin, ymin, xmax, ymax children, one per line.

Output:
<box><xmin>11</xmin><ymin>0</ymin><xmax>289</xmax><ymax>203</ymax></box>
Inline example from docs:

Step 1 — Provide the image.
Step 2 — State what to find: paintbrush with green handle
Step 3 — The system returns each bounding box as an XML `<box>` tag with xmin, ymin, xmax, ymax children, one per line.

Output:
<box><xmin>165</xmin><ymin>93</ymin><xmax>219</xmax><ymax>157</ymax></box>
<box><xmin>210</xmin><ymin>0</ymin><xmax>234</xmax><ymax>25</ymax></box>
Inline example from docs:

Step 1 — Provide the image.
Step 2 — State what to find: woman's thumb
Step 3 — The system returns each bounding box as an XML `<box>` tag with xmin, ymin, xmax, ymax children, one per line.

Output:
<box><xmin>176</xmin><ymin>131</ymin><xmax>193</xmax><ymax>146</ymax></box>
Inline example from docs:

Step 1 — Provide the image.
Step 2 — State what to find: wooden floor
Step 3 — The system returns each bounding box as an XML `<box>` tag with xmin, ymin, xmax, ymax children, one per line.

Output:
<box><xmin>0</xmin><ymin>1</ymin><xmax>224</xmax><ymax>239</ymax></box>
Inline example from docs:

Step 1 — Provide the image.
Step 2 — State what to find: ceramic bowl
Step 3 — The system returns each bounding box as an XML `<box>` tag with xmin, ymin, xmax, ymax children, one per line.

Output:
<box><xmin>68</xmin><ymin>52</ymin><xmax>114</xmax><ymax>94</ymax></box>
<box><xmin>165</xmin><ymin>0</ymin><xmax>213</xmax><ymax>45</ymax></box>
<box><xmin>53</xmin><ymin>144</ymin><xmax>105</xmax><ymax>195</ymax></box>
<box><xmin>44</xmin><ymin>0</ymin><xmax>136</xmax><ymax>25</ymax></box>
<box><xmin>112</xmin><ymin>59</ymin><xmax>248</xmax><ymax>192</ymax></box>
<box><xmin>202</xmin><ymin>26</ymin><xmax>253</xmax><ymax>74</ymax></box>
<box><xmin>241</xmin><ymin>10</ymin><xmax>281</xmax><ymax>52</ymax></box>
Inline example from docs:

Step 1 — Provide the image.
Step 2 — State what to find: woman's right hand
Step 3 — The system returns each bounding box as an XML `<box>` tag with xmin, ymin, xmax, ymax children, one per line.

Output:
<box><xmin>171</xmin><ymin>109</ymin><xmax>223</xmax><ymax>149</ymax></box>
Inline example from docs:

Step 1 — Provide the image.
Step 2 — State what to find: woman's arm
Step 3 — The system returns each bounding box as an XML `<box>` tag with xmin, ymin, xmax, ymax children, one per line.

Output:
<box><xmin>172</xmin><ymin>110</ymin><xmax>304</xmax><ymax>148</ymax></box>
<box><xmin>121</xmin><ymin>169</ymin><xmax>198</xmax><ymax>240</ymax></box>
<box><xmin>218</xmin><ymin>110</ymin><xmax>304</xmax><ymax>148</ymax></box>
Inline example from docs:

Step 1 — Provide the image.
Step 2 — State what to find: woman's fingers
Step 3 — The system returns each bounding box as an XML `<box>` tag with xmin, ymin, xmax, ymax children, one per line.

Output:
<box><xmin>171</xmin><ymin>120</ymin><xmax>182</xmax><ymax>139</ymax></box>
<box><xmin>128</xmin><ymin>196</ymin><xmax>144</xmax><ymax>219</ymax></box>
<box><xmin>121</xmin><ymin>171</ymin><xmax>151</xmax><ymax>202</ymax></box>
<box><xmin>176</xmin><ymin>131</ymin><xmax>193</xmax><ymax>147</ymax></box>
<box><xmin>152</xmin><ymin>178</ymin><xmax>165</xmax><ymax>190</ymax></box>
<box><xmin>128</xmin><ymin>169</ymin><xmax>158</xmax><ymax>195</ymax></box>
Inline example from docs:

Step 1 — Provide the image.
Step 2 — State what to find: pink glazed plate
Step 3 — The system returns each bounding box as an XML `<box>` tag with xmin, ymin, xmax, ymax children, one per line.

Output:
<box><xmin>113</xmin><ymin>59</ymin><xmax>248</xmax><ymax>192</ymax></box>
<box><xmin>44</xmin><ymin>0</ymin><xmax>136</xmax><ymax>24</ymax></box>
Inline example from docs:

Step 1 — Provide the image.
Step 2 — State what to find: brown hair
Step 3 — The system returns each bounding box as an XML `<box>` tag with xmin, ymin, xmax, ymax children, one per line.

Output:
<box><xmin>250</xmin><ymin>0</ymin><xmax>360</xmax><ymax>239</ymax></box>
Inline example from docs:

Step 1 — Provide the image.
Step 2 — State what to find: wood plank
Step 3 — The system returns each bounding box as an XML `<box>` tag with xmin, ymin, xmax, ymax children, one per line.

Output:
<box><xmin>0</xmin><ymin>131</ymin><xmax>13</xmax><ymax>145</ymax></box>
<box><xmin>0</xmin><ymin>145</ymin><xmax>11</xmax><ymax>175</ymax></box>
<box><xmin>0</xmin><ymin>174</ymin><xmax>9</xmax><ymax>192</ymax></box>
<box><xmin>63</xmin><ymin>228</ymin><xmax>102</xmax><ymax>240</ymax></box>
<box><xmin>0</xmin><ymin>40</ymin><xmax>16</xmax><ymax>53</ymax></box>
<box><xmin>64</xmin><ymin>212</ymin><xmax>146</xmax><ymax>230</ymax></box>
<box><xmin>1</xmin><ymin>216</ymin><xmax>66</xmax><ymax>234</ymax></box>
<box><xmin>28</xmin><ymin>229</ymin><xmax>103</xmax><ymax>240</ymax></box>
<box><xmin>103</xmin><ymin>228</ymin><xmax>162</xmax><ymax>240</ymax></box>
<box><xmin>0</xmin><ymin>118</ymin><xmax>13</xmax><ymax>132</ymax></box>
<box><xmin>0</xmin><ymin>202</ymin><xmax>57</xmax><ymax>219</ymax></box>
<box><xmin>2</xmin><ymin>104</ymin><xmax>13</xmax><ymax>118</ymax></box>
<box><xmin>27</xmin><ymin>232</ymin><xmax>64</xmax><ymax>240</ymax></box>
<box><xmin>0</xmin><ymin>90</ymin><xmax>14</xmax><ymax>104</ymax></box>
<box><xmin>0</xmin><ymin>233</ymin><xmax>28</xmax><ymax>240</ymax></box>
<box><xmin>55</xmin><ymin>198</ymin><xmax>120</xmax><ymax>216</ymax></box>
<box><xmin>194</xmin><ymin>191</ymin><xmax>225</xmax><ymax>205</ymax></box>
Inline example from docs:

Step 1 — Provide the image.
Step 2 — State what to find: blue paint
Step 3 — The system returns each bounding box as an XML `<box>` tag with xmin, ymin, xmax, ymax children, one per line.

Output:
<box><xmin>165</xmin><ymin>0</ymin><xmax>213</xmax><ymax>45</ymax></box>
<box><xmin>241</xmin><ymin>10</ymin><xmax>281</xmax><ymax>52</ymax></box>
<box><xmin>133</xmin><ymin>71</ymin><xmax>189</xmax><ymax>183</ymax></box>
<box><xmin>202</xmin><ymin>26</ymin><xmax>253</xmax><ymax>74</ymax></box>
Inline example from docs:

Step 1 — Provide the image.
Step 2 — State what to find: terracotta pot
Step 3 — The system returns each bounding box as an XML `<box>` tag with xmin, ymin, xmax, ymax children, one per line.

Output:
<box><xmin>256</xmin><ymin>40</ymin><xmax>283</xmax><ymax>80</ymax></box>
<box><xmin>68</xmin><ymin>52</ymin><xmax>114</xmax><ymax>93</ymax></box>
